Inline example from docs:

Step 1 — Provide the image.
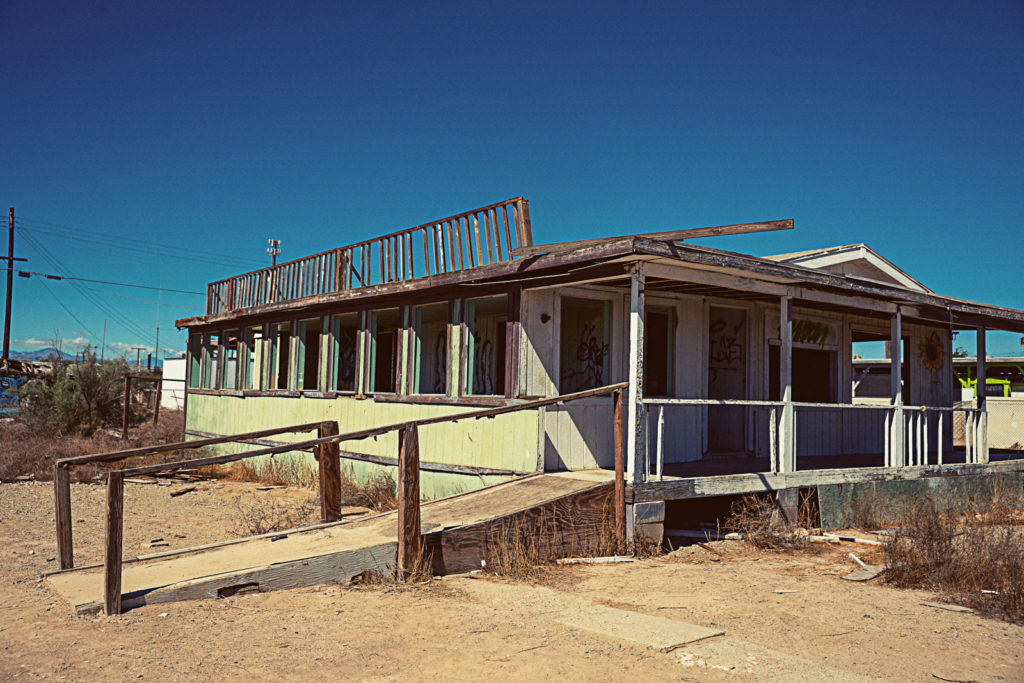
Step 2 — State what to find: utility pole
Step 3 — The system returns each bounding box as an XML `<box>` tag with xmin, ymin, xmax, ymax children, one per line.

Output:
<box><xmin>133</xmin><ymin>346</ymin><xmax>146</xmax><ymax>371</ymax></box>
<box><xmin>3</xmin><ymin>207</ymin><xmax>28</xmax><ymax>361</ymax></box>
<box><xmin>267</xmin><ymin>239</ymin><xmax>281</xmax><ymax>266</ymax></box>
<box><xmin>100</xmin><ymin>320</ymin><xmax>106</xmax><ymax>361</ymax></box>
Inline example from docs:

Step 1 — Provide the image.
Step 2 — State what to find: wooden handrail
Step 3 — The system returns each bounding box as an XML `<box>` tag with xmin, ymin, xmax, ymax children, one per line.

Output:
<box><xmin>86</xmin><ymin>381</ymin><xmax>626</xmax><ymax>613</ymax></box>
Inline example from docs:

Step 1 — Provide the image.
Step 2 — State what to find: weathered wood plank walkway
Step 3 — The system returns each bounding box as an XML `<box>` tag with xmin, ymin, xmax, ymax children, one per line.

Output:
<box><xmin>48</xmin><ymin>471</ymin><xmax>615</xmax><ymax>615</ymax></box>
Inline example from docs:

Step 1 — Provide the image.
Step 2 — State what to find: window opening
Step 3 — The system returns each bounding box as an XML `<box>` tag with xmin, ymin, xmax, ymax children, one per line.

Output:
<box><xmin>331</xmin><ymin>313</ymin><xmax>359</xmax><ymax>392</ymax></box>
<box><xmin>370</xmin><ymin>308</ymin><xmax>401</xmax><ymax>393</ymax></box>
<box><xmin>187</xmin><ymin>335</ymin><xmax>202</xmax><ymax>389</ymax></box>
<box><xmin>271</xmin><ymin>322</ymin><xmax>292</xmax><ymax>390</ymax></box>
<box><xmin>559</xmin><ymin>297</ymin><xmax>610</xmax><ymax>393</ymax></box>
<box><xmin>222</xmin><ymin>329</ymin><xmax>240</xmax><ymax>390</ymax></box>
<box><xmin>202</xmin><ymin>333</ymin><xmax>219</xmax><ymax>389</ymax></box>
<box><xmin>297</xmin><ymin>318</ymin><xmax>322</xmax><ymax>391</ymax></box>
<box><xmin>414</xmin><ymin>302</ymin><xmax>449</xmax><ymax>394</ymax></box>
<box><xmin>644</xmin><ymin>308</ymin><xmax>673</xmax><ymax>397</ymax></box>
<box><xmin>241</xmin><ymin>326</ymin><xmax>263</xmax><ymax>390</ymax></box>
<box><xmin>467</xmin><ymin>296</ymin><xmax>507</xmax><ymax>396</ymax></box>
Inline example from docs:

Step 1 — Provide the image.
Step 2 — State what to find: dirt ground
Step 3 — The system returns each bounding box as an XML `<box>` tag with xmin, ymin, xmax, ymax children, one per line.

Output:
<box><xmin>2</xmin><ymin>480</ymin><xmax>1022</xmax><ymax>682</ymax></box>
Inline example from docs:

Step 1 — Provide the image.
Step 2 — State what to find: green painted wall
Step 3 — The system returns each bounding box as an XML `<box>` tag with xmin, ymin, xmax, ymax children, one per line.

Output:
<box><xmin>185</xmin><ymin>393</ymin><xmax>538</xmax><ymax>499</ymax></box>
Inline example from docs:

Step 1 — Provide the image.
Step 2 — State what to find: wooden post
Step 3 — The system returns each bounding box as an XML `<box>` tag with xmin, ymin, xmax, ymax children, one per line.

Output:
<box><xmin>53</xmin><ymin>464</ymin><xmax>74</xmax><ymax>569</ymax></box>
<box><xmin>977</xmin><ymin>326</ymin><xmax>988</xmax><ymax>463</ymax></box>
<box><xmin>121</xmin><ymin>375</ymin><xmax>131</xmax><ymax>441</ymax></box>
<box><xmin>397</xmin><ymin>423</ymin><xmax>421</xmax><ymax>578</ymax></box>
<box><xmin>613</xmin><ymin>389</ymin><xmax>625</xmax><ymax>552</ymax></box>
<box><xmin>626</xmin><ymin>265</ymin><xmax>646</xmax><ymax>483</ymax></box>
<box><xmin>153</xmin><ymin>379</ymin><xmax>161</xmax><ymax>425</ymax></box>
<box><xmin>890</xmin><ymin>308</ymin><xmax>905</xmax><ymax>466</ymax></box>
<box><xmin>317</xmin><ymin>421</ymin><xmax>342</xmax><ymax>522</ymax></box>
<box><xmin>104</xmin><ymin>471</ymin><xmax>124</xmax><ymax>615</ymax></box>
<box><xmin>779</xmin><ymin>295</ymin><xmax>795</xmax><ymax>473</ymax></box>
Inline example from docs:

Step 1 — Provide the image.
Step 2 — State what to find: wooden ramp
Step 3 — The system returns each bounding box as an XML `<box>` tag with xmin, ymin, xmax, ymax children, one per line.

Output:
<box><xmin>48</xmin><ymin>471</ymin><xmax>614</xmax><ymax>615</ymax></box>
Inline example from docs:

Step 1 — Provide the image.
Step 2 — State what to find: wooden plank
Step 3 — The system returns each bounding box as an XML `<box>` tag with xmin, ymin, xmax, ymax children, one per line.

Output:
<box><xmin>491</xmin><ymin>209</ymin><xmax>504</xmax><ymax>261</ymax></box>
<box><xmin>57</xmin><ymin>421</ymin><xmax>324</xmax><ymax>467</ymax></box>
<box><xmin>104</xmin><ymin>471</ymin><xmax>124</xmax><ymax>615</ymax></box>
<box><xmin>54</xmin><ymin>465</ymin><xmax>73</xmax><ymax>570</ymax></box>
<box><xmin>483</xmin><ymin>210</ymin><xmax>495</xmax><ymax>264</ymax></box>
<box><xmin>318</xmin><ymin>421</ymin><xmax>342</xmax><ymax>522</ymax></box>
<box><xmin>613</xmin><ymin>389</ymin><xmax>625</xmax><ymax>551</ymax></box>
<box><xmin>514</xmin><ymin>219</ymin><xmax>793</xmax><ymax>258</ymax></box>
<box><xmin>501</xmin><ymin>205</ymin><xmax>513</xmax><ymax>255</ymax></box>
<box><xmin>397</xmin><ymin>424</ymin><xmax>421</xmax><ymax>577</ymax></box>
<box><xmin>519</xmin><ymin>199</ymin><xmax>533</xmax><ymax>246</ymax></box>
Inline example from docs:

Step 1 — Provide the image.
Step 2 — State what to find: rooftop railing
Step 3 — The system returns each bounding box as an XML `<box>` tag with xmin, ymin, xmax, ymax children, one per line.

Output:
<box><xmin>206</xmin><ymin>197</ymin><xmax>533</xmax><ymax>315</ymax></box>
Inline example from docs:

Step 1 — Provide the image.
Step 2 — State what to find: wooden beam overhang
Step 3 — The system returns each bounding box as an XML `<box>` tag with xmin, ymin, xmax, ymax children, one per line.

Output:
<box><xmin>179</xmin><ymin>232</ymin><xmax>1024</xmax><ymax>336</ymax></box>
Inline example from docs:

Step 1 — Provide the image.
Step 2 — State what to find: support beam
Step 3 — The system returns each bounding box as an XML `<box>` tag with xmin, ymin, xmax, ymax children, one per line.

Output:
<box><xmin>397</xmin><ymin>423</ymin><xmax>421</xmax><ymax>577</ymax></box>
<box><xmin>317</xmin><ymin>421</ymin><xmax>342</xmax><ymax>522</ymax></box>
<box><xmin>104</xmin><ymin>471</ymin><xmax>124</xmax><ymax>616</ymax></box>
<box><xmin>613</xmin><ymin>389</ymin><xmax>625</xmax><ymax>552</ymax></box>
<box><xmin>890</xmin><ymin>309</ymin><xmax>905</xmax><ymax>467</ymax></box>
<box><xmin>977</xmin><ymin>327</ymin><xmax>989</xmax><ymax>463</ymax></box>
<box><xmin>779</xmin><ymin>296</ymin><xmax>795</xmax><ymax>473</ymax></box>
<box><xmin>53</xmin><ymin>465</ymin><xmax>73</xmax><ymax>570</ymax></box>
<box><xmin>626</xmin><ymin>265</ymin><xmax>646</xmax><ymax>483</ymax></box>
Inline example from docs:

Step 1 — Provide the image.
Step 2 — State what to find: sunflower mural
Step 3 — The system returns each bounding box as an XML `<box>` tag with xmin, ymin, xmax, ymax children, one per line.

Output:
<box><xmin>919</xmin><ymin>331</ymin><xmax>944</xmax><ymax>372</ymax></box>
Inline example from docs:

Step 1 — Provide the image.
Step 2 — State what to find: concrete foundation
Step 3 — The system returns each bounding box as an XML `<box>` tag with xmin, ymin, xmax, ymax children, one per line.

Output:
<box><xmin>817</xmin><ymin>472</ymin><xmax>1024</xmax><ymax>529</ymax></box>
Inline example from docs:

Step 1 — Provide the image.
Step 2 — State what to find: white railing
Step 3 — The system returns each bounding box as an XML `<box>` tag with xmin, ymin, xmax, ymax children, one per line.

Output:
<box><xmin>640</xmin><ymin>398</ymin><xmax>988</xmax><ymax>481</ymax></box>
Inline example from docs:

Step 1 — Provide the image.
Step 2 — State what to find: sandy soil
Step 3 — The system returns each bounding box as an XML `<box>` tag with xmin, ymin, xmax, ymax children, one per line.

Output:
<box><xmin>2</xmin><ymin>480</ymin><xmax>1022</xmax><ymax>682</ymax></box>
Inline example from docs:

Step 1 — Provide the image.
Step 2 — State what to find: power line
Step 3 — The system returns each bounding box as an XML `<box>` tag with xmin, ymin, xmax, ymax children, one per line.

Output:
<box><xmin>15</xmin><ymin>217</ymin><xmax>264</xmax><ymax>268</ymax></box>
<box><xmin>19</xmin><ymin>231</ymin><xmax>160</xmax><ymax>349</ymax></box>
<box><xmin>5</xmin><ymin>267</ymin><xmax>204</xmax><ymax>295</ymax></box>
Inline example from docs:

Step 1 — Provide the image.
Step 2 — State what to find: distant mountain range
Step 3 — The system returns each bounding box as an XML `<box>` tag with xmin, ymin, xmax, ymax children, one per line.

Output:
<box><xmin>9</xmin><ymin>347</ymin><xmax>75</xmax><ymax>361</ymax></box>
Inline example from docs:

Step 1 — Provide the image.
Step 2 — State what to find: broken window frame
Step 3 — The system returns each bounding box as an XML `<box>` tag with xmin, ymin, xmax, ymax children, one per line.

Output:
<box><xmin>367</xmin><ymin>307</ymin><xmax>402</xmax><ymax>395</ymax></box>
<box><xmin>187</xmin><ymin>334</ymin><xmax>202</xmax><ymax>389</ymax></box>
<box><xmin>463</xmin><ymin>295</ymin><xmax>508</xmax><ymax>397</ymax></box>
<box><xmin>328</xmin><ymin>311</ymin><xmax>362</xmax><ymax>394</ymax></box>
<box><xmin>268</xmin><ymin>321</ymin><xmax>295</xmax><ymax>391</ymax></box>
<box><xmin>239</xmin><ymin>325</ymin><xmax>265</xmax><ymax>391</ymax></box>
<box><xmin>411</xmin><ymin>301</ymin><xmax>450</xmax><ymax>396</ymax></box>
<box><xmin>295</xmin><ymin>317</ymin><xmax>324</xmax><ymax>392</ymax></box>
<box><xmin>201</xmin><ymin>332</ymin><xmax>220</xmax><ymax>389</ymax></box>
<box><xmin>221</xmin><ymin>329</ymin><xmax>241</xmax><ymax>390</ymax></box>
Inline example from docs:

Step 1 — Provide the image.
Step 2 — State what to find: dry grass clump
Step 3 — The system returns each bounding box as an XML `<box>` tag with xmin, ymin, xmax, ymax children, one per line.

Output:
<box><xmin>339</xmin><ymin>470</ymin><xmax>396</xmax><ymax>511</ymax></box>
<box><xmin>883</xmin><ymin>495</ymin><xmax>1024</xmax><ymax>622</ymax></box>
<box><xmin>0</xmin><ymin>410</ymin><xmax>186</xmax><ymax>482</ymax></box>
<box><xmin>483</xmin><ymin>518</ymin><xmax>545</xmax><ymax>580</ymax></box>
<box><xmin>215</xmin><ymin>455</ymin><xmax>319</xmax><ymax>488</ymax></box>
<box><xmin>230</xmin><ymin>492</ymin><xmax>321</xmax><ymax>535</ymax></box>
<box><xmin>724</xmin><ymin>491</ymin><xmax>818</xmax><ymax>551</ymax></box>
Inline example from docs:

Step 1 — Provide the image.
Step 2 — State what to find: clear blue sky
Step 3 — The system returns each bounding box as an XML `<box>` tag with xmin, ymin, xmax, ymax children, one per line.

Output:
<box><xmin>2</xmin><ymin>0</ymin><xmax>1022</xmax><ymax>360</ymax></box>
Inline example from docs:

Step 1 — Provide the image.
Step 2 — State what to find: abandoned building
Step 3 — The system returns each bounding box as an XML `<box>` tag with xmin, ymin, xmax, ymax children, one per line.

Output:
<box><xmin>174</xmin><ymin>196</ymin><xmax>1024</xmax><ymax>535</ymax></box>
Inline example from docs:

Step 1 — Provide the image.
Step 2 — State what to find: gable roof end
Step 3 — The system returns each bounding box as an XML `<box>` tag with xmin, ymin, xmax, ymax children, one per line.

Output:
<box><xmin>764</xmin><ymin>244</ymin><xmax>931</xmax><ymax>293</ymax></box>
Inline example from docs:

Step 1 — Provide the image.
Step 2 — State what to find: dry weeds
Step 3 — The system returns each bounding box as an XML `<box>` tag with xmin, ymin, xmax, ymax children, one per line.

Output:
<box><xmin>724</xmin><ymin>491</ymin><xmax>819</xmax><ymax>551</ymax></box>
<box><xmin>229</xmin><ymin>491</ymin><xmax>322</xmax><ymax>535</ymax></box>
<box><xmin>0</xmin><ymin>410</ymin><xmax>186</xmax><ymax>482</ymax></box>
<box><xmin>883</xmin><ymin>494</ymin><xmax>1024</xmax><ymax>622</ymax></box>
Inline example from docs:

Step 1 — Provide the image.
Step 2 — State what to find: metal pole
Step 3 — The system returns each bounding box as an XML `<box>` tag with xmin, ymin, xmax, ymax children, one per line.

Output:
<box><xmin>3</xmin><ymin>208</ymin><xmax>14</xmax><ymax>360</ymax></box>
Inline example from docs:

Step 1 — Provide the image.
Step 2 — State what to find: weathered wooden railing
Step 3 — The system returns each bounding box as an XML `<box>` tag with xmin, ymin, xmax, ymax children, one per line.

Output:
<box><xmin>641</xmin><ymin>398</ymin><xmax>988</xmax><ymax>479</ymax></box>
<box><xmin>207</xmin><ymin>197</ymin><xmax>533</xmax><ymax>314</ymax></box>
<box><xmin>51</xmin><ymin>421</ymin><xmax>330</xmax><ymax>572</ymax></box>
<box><xmin>62</xmin><ymin>382</ymin><xmax>626</xmax><ymax>615</ymax></box>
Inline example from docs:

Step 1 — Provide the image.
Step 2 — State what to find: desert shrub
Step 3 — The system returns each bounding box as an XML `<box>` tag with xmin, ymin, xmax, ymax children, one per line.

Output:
<box><xmin>339</xmin><ymin>470</ymin><xmax>396</xmax><ymax>511</ymax></box>
<box><xmin>230</xmin><ymin>492</ymin><xmax>320</xmax><ymax>535</ymax></box>
<box><xmin>883</xmin><ymin>497</ymin><xmax>1024</xmax><ymax>622</ymax></box>
<box><xmin>19</xmin><ymin>348</ymin><xmax>128</xmax><ymax>435</ymax></box>
<box><xmin>724</xmin><ymin>492</ymin><xmax>815</xmax><ymax>550</ymax></box>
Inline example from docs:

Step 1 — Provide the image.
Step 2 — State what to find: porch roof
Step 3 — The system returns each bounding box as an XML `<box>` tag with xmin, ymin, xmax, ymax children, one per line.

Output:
<box><xmin>176</xmin><ymin>222</ymin><xmax>1024</xmax><ymax>335</ymax></box>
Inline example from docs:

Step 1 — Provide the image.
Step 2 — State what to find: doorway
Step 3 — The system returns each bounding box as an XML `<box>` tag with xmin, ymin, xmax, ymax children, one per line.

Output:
<box><xmin>707</xmin><ymin>306</ymin><xmax>748</xmax><ymax>455</ymax></box>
